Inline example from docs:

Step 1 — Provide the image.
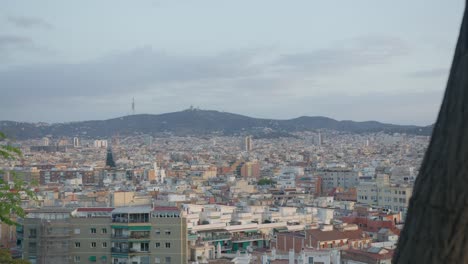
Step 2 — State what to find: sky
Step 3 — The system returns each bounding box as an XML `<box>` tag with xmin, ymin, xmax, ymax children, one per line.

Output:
<box><xmin>0</xmin><ymin>0</ymin><xmax>465</xmax><ymax>125</ymax></box>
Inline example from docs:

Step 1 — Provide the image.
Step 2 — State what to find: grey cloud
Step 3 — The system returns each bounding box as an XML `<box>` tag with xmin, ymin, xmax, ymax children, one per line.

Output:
<box><xmin>0</xmin><ymin>35</ymin><xmax>33</xmax><ymax>48</ymax></box>
<box><xmin>7</xmin><ymin>16</ymin><xmax>53</xmax><ymax>29</ymax></box>
<box><xmin>0</xmin><ymin>47</ymin><xmax>262</xmax><ymax>102</ymax></box>
<box><xmin>277</xmin><ymin>36</ymin><xmax>410</xmax><ymax>74</ymax></box>
<box><xmin>407</xmin><ymin>68</ymin><xmax>449</xmax><ymax>78</ymax></box>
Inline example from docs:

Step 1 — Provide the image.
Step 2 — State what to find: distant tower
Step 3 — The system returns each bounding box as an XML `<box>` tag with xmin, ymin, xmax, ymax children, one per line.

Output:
<box><xmin>317</xmin><ymin>132</ymin><xmax>323</xmax><ymax>146</ymax></box>
<box><xmin>244</xmin><ymin>136</ymin><xmax>253</xmax><ymax>152</ymax></box>
<box><xmin>42</xmin><ymin>137</ymin><xmax>50</xmax><ymax>146</ymax></box>
<box><xmin>73</xmin><ymin>137</ymin><xmax>80</xmax><ymax>148</ymax></box>
<box><xmin>132</xmin><ymin>97</ymin><xmax>135</xmax><ymax>115</ymax></box>
<box><xmin>106</xmin><ymin>147</ymin><xmax>116</xmax><ymax>168</ymax></box>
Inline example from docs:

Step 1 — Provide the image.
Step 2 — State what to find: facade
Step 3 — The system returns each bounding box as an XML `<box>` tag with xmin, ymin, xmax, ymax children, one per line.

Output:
<box><xmin>240</xmin><ymin>162</ymin><xmax>260</xmax><ymax>178</ymax></box>
<box><xmin>19</xmin><ymin>207</ymin><xmax>187</xmax><ymax>264</ymax></box>
<box><xmin>21</xmin><ymin>208</ymin><xmax>74</xmax><ymax>264</ymax></box>
<box><xmin>244</xmin><ymin>136</ymin><xmax>253</xmax><ymax>152</ymax></box>
<box><xmin>357</xmin><ymin>175</ymin><xmax>413</xmax><ymax>214</ymax></box>
<box><xmin>73</xmin><ymin>137</ymin><xmax>80</xmax><ymax>148</ymax></box>
<box><xmin>318</xmin><ymin>169</ymin><xmax>359</xmax><ymax>194</ymax></box>
<box><xmin>94</xmin><ymin>140</ymin><xmax>108</xmax><ymax>148</ymax></box>
<box><xmin>70</xmin><ymin>208</ymin><xmax>113</xmax><ymax>264</ymax></box>
<box><xmin>111</xmin><ymin>206</ymin><xmax>187</xmax><ymax>264</ymax></box>
<box><xmin>296</xmin><ymin>175</ymin><xmax>322</xmax><ymax>197</ymax></box>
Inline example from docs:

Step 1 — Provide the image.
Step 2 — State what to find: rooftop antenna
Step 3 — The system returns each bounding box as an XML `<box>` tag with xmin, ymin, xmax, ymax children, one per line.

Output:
<box><xmin>132</xmin><ymin>97</ymin><xmax>135</xmax><ymax>115</ymax></box>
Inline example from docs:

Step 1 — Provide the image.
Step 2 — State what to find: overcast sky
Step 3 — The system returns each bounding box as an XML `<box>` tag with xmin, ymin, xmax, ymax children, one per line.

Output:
<box><xmin>0</xmin><ymin>1</ymin><xmax>464</xmax><ymax>125</ymax></box>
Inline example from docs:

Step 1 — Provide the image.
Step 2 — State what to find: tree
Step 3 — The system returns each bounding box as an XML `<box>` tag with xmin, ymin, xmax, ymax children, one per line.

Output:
<box><xmin>0</xmin><ymin>132</ymin><xmax>36</xmax><ymax>225</ymax></box>
<box><xmin>257</xmin><ymin>178</ymin><xmax>275</xmax><ymax>186</ymax></box>
<box><xmin>393</xmin><ymin>3</ymin><xmax>468</xmax><ymax>263</ymax></box>
<box><xmin>0</xmin><ymin>249</ymin><xmax>30</xmax><ymax>264</ymax></box>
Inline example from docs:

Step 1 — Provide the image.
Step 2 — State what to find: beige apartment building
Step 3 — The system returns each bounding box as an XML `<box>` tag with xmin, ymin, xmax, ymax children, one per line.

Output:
<box><xmin>357</xmin><ymin>175</ymin><xmax>413</xmax><ymax>214</ymax></box>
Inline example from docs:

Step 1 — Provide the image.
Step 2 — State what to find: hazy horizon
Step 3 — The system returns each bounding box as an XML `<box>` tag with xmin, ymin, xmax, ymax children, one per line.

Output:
<box><xmin>0</xmin><ymin>0</ymin><xmax>464</xmax><ymax>126</ymax></box>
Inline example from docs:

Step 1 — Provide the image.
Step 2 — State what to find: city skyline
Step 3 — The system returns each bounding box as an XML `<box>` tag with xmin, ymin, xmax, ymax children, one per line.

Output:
<box><xmin>0</xmin><ymin>0</ymin><xmax>464</xmax><ymax>125</ymax></box>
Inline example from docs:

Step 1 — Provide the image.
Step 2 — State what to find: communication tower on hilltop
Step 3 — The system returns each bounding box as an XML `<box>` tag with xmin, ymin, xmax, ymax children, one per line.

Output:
<box><xmin>132</xmin><ymin>97</ymin><xmax>135</xmax><ymax>115</ymax></box>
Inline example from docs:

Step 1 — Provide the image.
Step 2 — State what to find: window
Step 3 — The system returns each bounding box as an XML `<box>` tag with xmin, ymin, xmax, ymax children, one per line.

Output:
<box><xmin>91</xmin><ymin>242</ymin><xmax>97</xmax><ymax>248</ymax></box>
<box><xmin>74</xmin><ymin>256</ymin><xmax>81</xmax><ymax>262</ymax></box>
<box><xmin>74</xmin><ymin>228</ymin><xmax>80</xmax><ymax>234</ymax></box>
<box><xmin>155</xmin><ymin>257</ymin><xmax>161</xmax><ymax>264</ymax></box>
<box><xmin>75</xmin><ymin>242</ymin><xmax>81</xmax><ymax>248</ymax></box>
<box><xmin>155</xmin><ymin>242</ymin><xmax>161</xmax><ymax>248</ymax></box>
<box><xmin>29</xmin><ymin>228</ymin><xmax>37</xmax><ymax>238</ymax></box>
<box><xmin>155</xmin><ymin>229</ymin><xmax>161</xmax><ymax>235</ymax></box>
<box><xmin>90</xmin><ymin>228</ymin><xmax>97</xmax><ymax>234</ymax></box>
<box><xmin>102</xmin><ymin>242</ymin><xmax>107</xmax><ymax>248</ymax></box>
<box><xmin>165</xmin><ymin>257</ymin><xmax>171</xmax><ymax>263</ymax></box>
<box><xmin>101</xmin><ymin>228</ymin><xmax>107</xmax><ymax>234</ymax></box>
<box><xmin>165</xmin><ymin>242</ymin><xmax>171</xmax><ymax>248</ymax></box>
<box><xmin>165</xmin><ymin>230</ymin><xmax>171</xmax><ymax>235</ymax></box>
<box><xmin>141</xmin><ymin>243</ymin><xmax>149</xmax><ymax>252</ymax></box>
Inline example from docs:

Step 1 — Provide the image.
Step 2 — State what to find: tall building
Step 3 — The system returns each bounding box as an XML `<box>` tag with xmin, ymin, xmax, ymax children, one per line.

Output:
<box><xmin>106</xmin><ymin>148</ymin><xmax>117</xmax><ymax>168</ymax></box>
<box><xmin>94</xmin><ymin>140</ymin><xmax>108</xmax><ymax>148</ymax></box>
<box><xmin>244</xmin><ymin>136</ymin><xmax>253</xmax><ymax>152</ymax></box>
<box><xmin>240</xmin><ymin>161</ymin><xmax>260</xmax><ymax>178</ymax></box>
<box><xmin>20</xmin><ymin>207</ymin><xmax>188</xmax><ymax>264</ymax></box>
<box><xmin>41</xmin><ymin>137</ymin><xmax>50</xmax><ymax>146</ymax></box>
<box><xmin>73</xmin><ymin>137</ymin><xmax>80</xmax><ymax>148</ymax></box>
<box><xmin>357</xmin><ymin>174</ymin><xmax>413</xmax><ymax>215</ymax></box>
<box><xmin>318</xmin><ymin>168</ymin><xmax>359</xmax><ymax>194</ymax></box>
<box><xmin>317</xmin><ymin>132</ymin><xmax>323</xmax><ymax>146</ymax></box>
<box><xmin>20</xmin><ymin>208</ymin><xmax>74</xmax><ymax>264</ymax></box>
<box><xmin>111</xmin><ymin>206</ymin><xmax>187</xmax><ymax>264</ymax></box>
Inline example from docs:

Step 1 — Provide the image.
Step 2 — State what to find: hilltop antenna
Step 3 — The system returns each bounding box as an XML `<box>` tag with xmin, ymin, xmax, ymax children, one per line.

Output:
<box><xmin>132</xmin><ymin>97</ymin><xmax>135</xmax><ymax>115</ymax></box>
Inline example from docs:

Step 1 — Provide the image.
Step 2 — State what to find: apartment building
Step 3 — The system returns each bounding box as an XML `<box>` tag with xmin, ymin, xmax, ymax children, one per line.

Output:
<box><xmin>19</xmin><ymin>207</ymin><xmax>187</xmax><ymax>264</ymax></box>
<box><xmin>111</xmin><ymin>206</ymin><xmax>187</xmax><ymax>264</ymax></box>
<box><xmin>357</xmin><ymin>175</ymin><xmax>413</xmax><ymax>214</ymax></box>
<box><xmin>317</xmin><ymin>168</ymin><xmax>359</xmax><ymax>194</ymax></box>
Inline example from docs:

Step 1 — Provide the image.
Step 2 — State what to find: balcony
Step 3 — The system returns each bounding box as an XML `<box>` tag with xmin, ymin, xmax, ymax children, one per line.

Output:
<box><xmin>129</xmin><ymin>248</ymin><xmax>150</xmax><ymax>254</ymax></box>
<box><xmin>231</xmin><ymin>234</ymin><xmax>266</xmax><ymax>242</ymax></box>
<box><xmin>112</xmin><ymin>234</ymin><xmax>130</xmax><ymax>239</ymax></box>
<box><xmin>112</xmin><ymin>213</ymin><xmax>150</xmax><ymax>224</ymax></box>
<box><xmin>130</xmin><ymin>232</ymin><xmax>150</xmax><ymax>239</ymax></box>
<box><xmin>202</xmin><ymin>234</ymin><xmax>231</xmax><ymax>242</ymax></box>
<box><xmin>112</xmin><ymin>247</ymin><xmax>130</xmax><ymax>254</ymax></box>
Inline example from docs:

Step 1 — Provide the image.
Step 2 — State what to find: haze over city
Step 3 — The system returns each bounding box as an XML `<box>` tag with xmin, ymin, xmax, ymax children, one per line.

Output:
<box><xmin>1</xmin><ymin>0</ymin><xmax>464</xmax><ymax>125</ymax></box>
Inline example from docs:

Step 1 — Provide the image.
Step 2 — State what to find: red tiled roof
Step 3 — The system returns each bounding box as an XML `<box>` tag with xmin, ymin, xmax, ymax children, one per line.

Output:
<box><xmin>307</xmin><ymin>229</ymin><xmax>369</xmax><ymax>246</ymax></box>
<box><xmin>342</xmin><ymin>248</ymin><xmax>394</xmax><ymax>261</ymax></box>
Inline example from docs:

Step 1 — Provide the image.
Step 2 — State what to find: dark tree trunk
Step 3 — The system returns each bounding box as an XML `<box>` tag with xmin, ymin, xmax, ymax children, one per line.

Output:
<box><xmin>393</xmin><ymin>3</ymin><xmax>468</xmax><ymax>263</ymax></box>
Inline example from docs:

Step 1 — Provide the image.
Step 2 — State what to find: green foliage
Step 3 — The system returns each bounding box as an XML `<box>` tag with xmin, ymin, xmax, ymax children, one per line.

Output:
<box><xmin>0</xmin><ymin>132</ymin><xmax>22</xmax><ymax>160</ymax></box>
<box><xmin>257</xmin><ymin>178</ymin><xmax>275</xmax><ymax>185</ymax></box>
<box><xmin>0</xmin><ymin>249</ymin><xmax>30</xmax><ymax>263</ymax></box>
<box><xmin>0</xmin><ymin>132</ymin><xmax>36</xmax><ymax>226</ymax></box>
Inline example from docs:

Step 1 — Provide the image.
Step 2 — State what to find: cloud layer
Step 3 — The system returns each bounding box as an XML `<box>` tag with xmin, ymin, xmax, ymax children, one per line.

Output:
<box><xmin>0</xmin><ymin>35</ymin><xmax>446</xmax><ymax>125</ymax></box>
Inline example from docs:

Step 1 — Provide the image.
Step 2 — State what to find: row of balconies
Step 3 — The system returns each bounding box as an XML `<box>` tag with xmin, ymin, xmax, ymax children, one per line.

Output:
<box><xmin>112</xmin><ymin>232</ymin><xmax>150</xmax><ymax>239</ymax></box>
<box><xmin>111</xmin><ymin>247</ymin><xmax>150</xmax><ymax>254</ymax></box>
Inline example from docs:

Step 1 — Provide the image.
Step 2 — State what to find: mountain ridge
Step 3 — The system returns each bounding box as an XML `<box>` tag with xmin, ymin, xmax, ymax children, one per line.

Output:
<box><xmin>0</xmin><ymin>109</ymin><xmax>433</xmax><ymax>139</ymax></box>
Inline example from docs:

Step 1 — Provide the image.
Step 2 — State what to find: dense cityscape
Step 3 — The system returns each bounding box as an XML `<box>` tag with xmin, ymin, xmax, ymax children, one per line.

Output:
<box><xmin>0</xmin><ymin>117</ymin><xmax>429</xmax><ymax>264</ymax></box>
<box><xmin>2</xmin><ymin>1</ymin><xmax>465</xmax><ymax>263</ymax></box>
